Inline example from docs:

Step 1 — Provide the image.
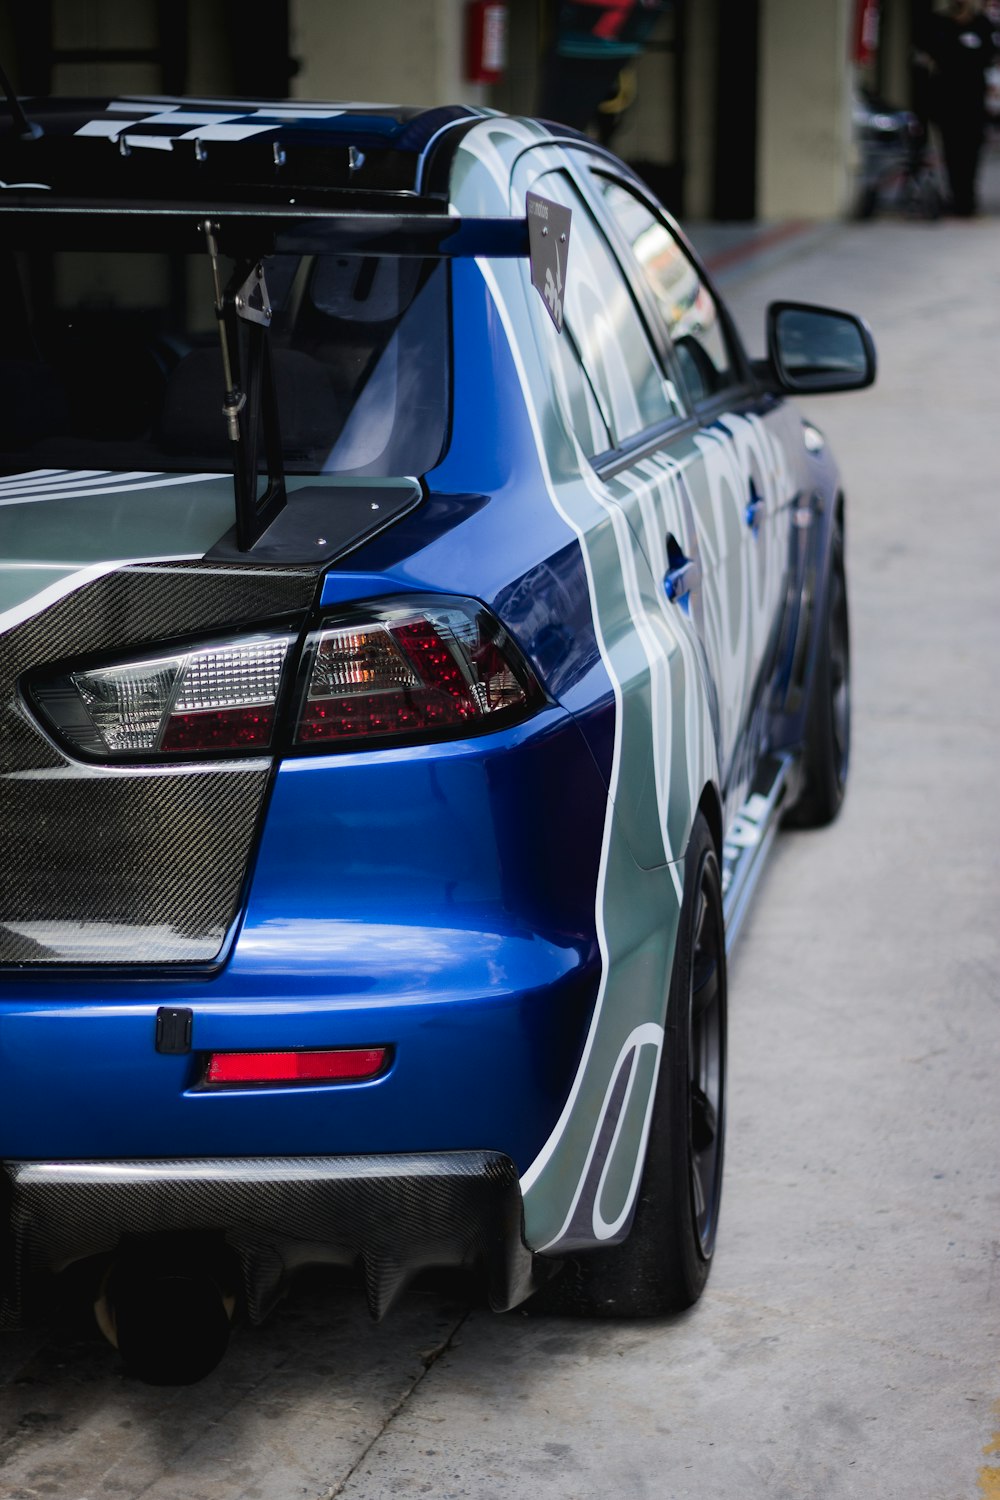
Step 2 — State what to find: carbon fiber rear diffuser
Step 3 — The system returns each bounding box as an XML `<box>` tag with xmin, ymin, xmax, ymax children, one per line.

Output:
<box><xmin>0</xmin><ymin>1151</ymin><xmax>551</xmax><ymax>1328</ymax></box>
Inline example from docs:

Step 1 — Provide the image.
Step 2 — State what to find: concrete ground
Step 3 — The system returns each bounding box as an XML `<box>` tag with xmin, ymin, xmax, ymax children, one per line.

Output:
<box><xmin>2</xmin><ymin>155</ymin><xmax>1000</xmax><ymax>1499</ymax></box>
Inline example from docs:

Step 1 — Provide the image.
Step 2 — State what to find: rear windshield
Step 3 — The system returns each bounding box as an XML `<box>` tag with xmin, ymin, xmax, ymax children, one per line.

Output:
<box><xmin>0</xmin><ymin>248</ymin><xmax>450</xmax><ymax>479</ymax></box>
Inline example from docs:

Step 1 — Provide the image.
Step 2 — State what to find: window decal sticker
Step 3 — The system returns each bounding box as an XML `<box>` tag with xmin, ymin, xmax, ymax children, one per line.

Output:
<box><xmin>526</xmin><ymin>191</ymin><xmax>571</xmax><ymax>332</ymax></box>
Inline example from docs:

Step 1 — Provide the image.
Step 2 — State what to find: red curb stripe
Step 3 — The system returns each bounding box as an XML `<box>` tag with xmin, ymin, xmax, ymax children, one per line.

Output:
<box><xmin>702</xmin><ymin>218</ymin><xmax>815</xmax><ymax>273</ymax></box>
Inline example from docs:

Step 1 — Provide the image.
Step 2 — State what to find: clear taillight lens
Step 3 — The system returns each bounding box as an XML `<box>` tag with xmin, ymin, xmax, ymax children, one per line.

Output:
<box><xmin>29</xmin><ymin>631</ymin><xmax>295</xmax><ymax>760</ymax></box>
<box><xmin>295</xmin><ymin>597</ymin><xmax>537</xmax><ymax>747</ymax></box>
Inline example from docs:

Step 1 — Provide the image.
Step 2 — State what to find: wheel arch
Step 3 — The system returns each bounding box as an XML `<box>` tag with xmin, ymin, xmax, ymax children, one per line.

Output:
<box><xmin>810</xmin><ymin>484</ymin><xmax>847</xmax><ymax>673</ymax></box>
<box><xmin>834</xmin><ymin>487</ymin><xmax>846</xmax><ymax>536</ymax></box>
<box><xmin>784</xmin><ymin>484</ymin><xmax>851</xmax><ymax>827</ymax></box>
<box><xmin>696</xmin><ymin>782</ymin><xmax>724</xmax><ymax>863</ymax></box>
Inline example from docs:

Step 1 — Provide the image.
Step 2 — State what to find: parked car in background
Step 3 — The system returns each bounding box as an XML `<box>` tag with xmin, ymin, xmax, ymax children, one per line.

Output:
<box><xmin>0</xmin><ymin>94</ymin><xmax>874</xmax><ymax>1383</ymax></box>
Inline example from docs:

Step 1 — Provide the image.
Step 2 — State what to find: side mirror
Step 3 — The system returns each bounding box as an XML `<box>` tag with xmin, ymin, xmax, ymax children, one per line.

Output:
<box><xmin>764</xmin><ymin>300</ymin><xmax>877</xmax><ymax>394</ymax></box>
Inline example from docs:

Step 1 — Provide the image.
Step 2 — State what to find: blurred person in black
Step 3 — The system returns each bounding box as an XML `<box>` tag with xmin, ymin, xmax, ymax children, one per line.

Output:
<box><xmin>916</xmin><ymin>0</ymin><xmax>997</xmax><ymax>215</ymax></box>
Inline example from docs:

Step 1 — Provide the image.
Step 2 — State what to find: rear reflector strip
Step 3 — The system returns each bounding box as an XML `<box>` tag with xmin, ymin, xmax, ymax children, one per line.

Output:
<box><xmin>204</xmin><ymin>1047</ymin><xmax>388</xmax><ymax>1086</ymax></box>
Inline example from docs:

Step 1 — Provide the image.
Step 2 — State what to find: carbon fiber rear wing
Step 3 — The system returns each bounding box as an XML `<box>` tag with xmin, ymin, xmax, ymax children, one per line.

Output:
<box><xmin>0</xmin><ymin>201</ymin><xmax>526</xmax><ymax>256</ymax></box>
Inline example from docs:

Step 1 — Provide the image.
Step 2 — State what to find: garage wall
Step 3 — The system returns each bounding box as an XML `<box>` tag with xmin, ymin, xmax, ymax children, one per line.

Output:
<box><xmin>291</xmin><ymin>0</ymin><xmax>487</xmax><ymax>107</ymax></box>
<box><xmin>288</xmin><ymin>0</ymin><xmax>860</xmax><ymax>222</ymax></box>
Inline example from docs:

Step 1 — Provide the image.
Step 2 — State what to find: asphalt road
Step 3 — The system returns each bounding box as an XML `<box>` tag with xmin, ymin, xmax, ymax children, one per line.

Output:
<box><xmin>2</xmin><ymin>170</ymin><xmax>999</xmax><ymax>1499</ymax></box>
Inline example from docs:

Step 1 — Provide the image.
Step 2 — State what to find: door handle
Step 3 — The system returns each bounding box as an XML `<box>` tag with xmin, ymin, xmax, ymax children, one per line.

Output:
<box><xmin>745</xmin><ymin>481</ymin><xmax>765</xmax><ymax>532</ymax></box>
<box><xmin>664</xmin><ymin>535</ymin><xmax>699</xmax><ymax>605</ymax></box>
<box><xmin>664</xmin><ymin>558</ymin><xmax>696</xmax><ymax>601</ymax></box>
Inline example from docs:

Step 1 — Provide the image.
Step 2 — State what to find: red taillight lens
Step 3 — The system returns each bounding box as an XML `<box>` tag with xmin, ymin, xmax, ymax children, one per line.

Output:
<box><xmin>295</xmin><ymin>597</ymin><xmax>537</xmax><ymax>747</ymax></box>
<box><xmin>205</xmin><ymin>1047</ymin><xmax>388</xmax><ymax>1086</ymax></box>
<box><xmin>160</xmin><ymin>705</ymin><xmax>276</xmax><ymax>752</ymax></box>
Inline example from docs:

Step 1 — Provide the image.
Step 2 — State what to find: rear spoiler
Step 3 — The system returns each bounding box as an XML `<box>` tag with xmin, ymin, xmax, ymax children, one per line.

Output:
<box><xmin>0</xmin><ymin>200</ymin><xmax>527</xmax><ymax>257</ymax></box>
<box><xmin>0</xmin><ymin>195</ymin><xmax>569</xmax><ymax>329</ymax></box>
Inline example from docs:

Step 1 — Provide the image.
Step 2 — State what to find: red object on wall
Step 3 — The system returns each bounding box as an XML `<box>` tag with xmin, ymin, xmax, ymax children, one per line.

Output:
<box><xmin>853</xmin><ymin>0</ymin><xmax>881</xmax><ymax>67</ymax></box>
<box><xmin>466</xmin><ymin>1</ymin><xmax>508</xmax><ymax>84</ymax></box>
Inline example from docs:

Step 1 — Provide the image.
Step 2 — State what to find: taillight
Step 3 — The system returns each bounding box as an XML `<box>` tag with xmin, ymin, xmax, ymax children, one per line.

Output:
<box><xmin>294</xmin><ymin>596</ymin><xmax>539</xmax><ymax>748</ymax></box>
<box><xmin>25</xmin><ymin>597</ymin><xmax>540</xmax><ymax>763</ymax></box>
<box><xmin>28</xmin><ymin>630</ymin><xmax>295</xmax><ymax>761</ymax></box>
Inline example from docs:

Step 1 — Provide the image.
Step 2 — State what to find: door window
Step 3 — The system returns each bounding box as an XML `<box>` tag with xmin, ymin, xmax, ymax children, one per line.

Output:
<box><xmin>536</xmin><ymin>173</ymin><xmax>681</xmax><ymax>448</ymax></box>
<box><xmin>597</xmin><ymin>179</ymin><xmax>737</xmax><ymax>407</ymax></box>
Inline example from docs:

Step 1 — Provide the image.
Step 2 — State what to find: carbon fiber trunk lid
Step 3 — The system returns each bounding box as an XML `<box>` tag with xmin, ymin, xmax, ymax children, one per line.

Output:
<box><xmin>0</xmin><ymin>557</ymin><xmax>318</xmax><ymax>966</ymax></box>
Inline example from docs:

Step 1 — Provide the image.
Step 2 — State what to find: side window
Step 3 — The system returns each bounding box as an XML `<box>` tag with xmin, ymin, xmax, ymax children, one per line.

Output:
<box><xmin>597</xmin><ymin>178</ymin><xmax>738</xmax><ymax>407</ymax></box>
<box><xmin>551</xmin><ymin>327</ymin><xmax>613</xmax><ymax>458</ymax></box>
<box><xmin>537</xmin><ymin>172</ymin><xmax>680</xmax><ymax>447</ymax></box>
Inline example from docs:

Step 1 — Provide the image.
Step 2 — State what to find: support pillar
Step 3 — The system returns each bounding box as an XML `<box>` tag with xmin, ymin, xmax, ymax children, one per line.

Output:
<box><xmin>758</xmin><ymin>0</ymin><xmax>854</xmax><ymax>218</ymax></box>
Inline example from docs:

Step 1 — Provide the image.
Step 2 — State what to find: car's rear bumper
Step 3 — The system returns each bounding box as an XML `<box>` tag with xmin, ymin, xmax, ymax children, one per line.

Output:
<box><xmin>0</xmin><ymin>1150</ymin><xmax>548</xmax><ymax>1329</ymax></box>
<box><xmin>0</xmin><ymin>953</ymin><xmax>598</xmax><ymax>1169</ymax></box>
<box><xmin>0</xmin><ymin>708</ymin><xmax>611</xmax><ymax>1284</ymax></box>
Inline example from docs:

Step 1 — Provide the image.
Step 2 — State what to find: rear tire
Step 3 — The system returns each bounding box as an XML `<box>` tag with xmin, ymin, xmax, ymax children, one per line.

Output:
<box><xmin>541</xmin><ymin>813</ymin><xmax>727</xmax><ymax>1317</ymax></box>
<box><xmin>787</xmin><ymin>523</ymin><xmax>850</xmax><ymax>828</ymax></box>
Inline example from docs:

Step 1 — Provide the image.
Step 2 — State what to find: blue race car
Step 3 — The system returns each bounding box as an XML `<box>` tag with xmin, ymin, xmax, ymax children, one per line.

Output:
<box><xmin>0</xmin><ymin>95</ymin><xmax>874</xmax><ymax>1382</ymax></box>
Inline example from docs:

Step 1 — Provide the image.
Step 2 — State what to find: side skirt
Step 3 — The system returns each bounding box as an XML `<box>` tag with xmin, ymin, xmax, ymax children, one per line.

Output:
<box><xmin>721</xmin><ymin>752</ymin><xmax>798</xmax><ymax>953</ymax></box>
